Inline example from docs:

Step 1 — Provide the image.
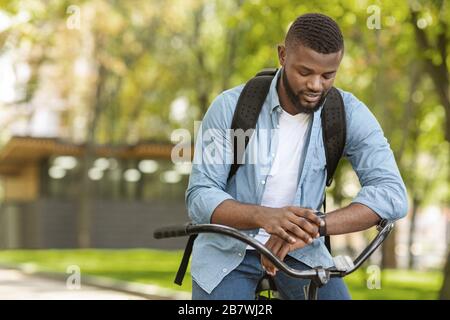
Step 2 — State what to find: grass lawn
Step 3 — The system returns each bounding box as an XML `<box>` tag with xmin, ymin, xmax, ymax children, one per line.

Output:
<box><xmin>0</xmin><ymin>249</ymin><xmax>442</xmax><ymax>299</ymax></box>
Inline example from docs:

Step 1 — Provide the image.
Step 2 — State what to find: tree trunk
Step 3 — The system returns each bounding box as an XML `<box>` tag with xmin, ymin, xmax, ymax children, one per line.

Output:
<box><xmin>77</xmin><ymin>63</ymin><xmax>107</xmax><ymax>248</ymax></box>
<box><xmin>440</xmin><ymin>250</ymin><xmax>450</xmax><ymax>299</ymax></box>
<box><xmin>410</xmin><ymin>7</ymin><xmax>450</xmax><ymax>142</ymax></box>
<box><xmin>438</xmin><ymin>145</ymin><xmax>450</xmax><ymax>299</ymax></box>
<box><xmin>221</xmin><ymin>0</ymin><xmax>245</xmax><ymax>91</ymax></box>
<box><xmin>408</xmin><ymin>196</ymin><xmax>420</xmax><ymax>269</ymax></box>
<box><xmin>381</xmin><ymin>229</ymin><xmax>397</xmax><ymax>269</ymax></box>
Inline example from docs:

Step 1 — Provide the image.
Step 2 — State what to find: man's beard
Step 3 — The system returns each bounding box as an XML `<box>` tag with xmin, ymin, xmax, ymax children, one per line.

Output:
<box><xmin>281</xmin><ymin>68</ymin><xmax>327</xmax><ymax>114</ymax></box>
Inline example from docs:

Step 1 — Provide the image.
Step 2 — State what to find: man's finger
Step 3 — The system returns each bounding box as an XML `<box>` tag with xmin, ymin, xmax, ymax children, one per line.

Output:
<box><xmin>262</xmin><ymin>240</ymin><xmax>282</xmax><ymax>268</ymax></box>
<box><xmin>277</xmin><ymin>243</ymin><xmax>291</xmax><ymax>262</ymax></box>
<box><xmin>262</xmin><ymin>237</ymin><xmax>285</xmax><ymax>275</ymax></box>
<box><xmin>275</xmin><ymin>227</ymin><xmax>297</xmax><ymax>244</ymax></box>
<box><xmin>293</xmin><ymin>217</ymin><xmax>319</xmax><ymax>238</ymax></box>
<box><xmin>261</xmin><ymin>255</ymin><xmax>277</xmax><ymax>275</ymax></box>
<box><xmin>285</xmin><ymin>222</ymin><xmax>313</xmax><ymax>244</ymax></box>
<box><xmin>288</xmin><ymin>207</ymin><xmax>323</xmax><ymax>226</ymax></box>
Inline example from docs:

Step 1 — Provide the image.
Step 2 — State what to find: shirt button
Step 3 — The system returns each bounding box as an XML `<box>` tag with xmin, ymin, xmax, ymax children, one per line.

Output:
<box><xmin>276</xmin><ymin>124</ymin><xmax>280</xmax><ymax>128</ymax></box>
<box><xmin>238</xmin><ymin>252</ymin><xmax>243</xmax><ymax>257</ymax></box>
<box><xmin>271</xmin><ymin>153</ymin><xmax>275</xmax><ymax>157</ymax></box>
<box><xmin>222</xmin><ymin>268</ymin><xmax>228</xmax><ymax>273</ymax></box>
<box><xmin>261</xmin><ymin>180</ymin><xmax>266</xmax><ymax>185</ymax></box>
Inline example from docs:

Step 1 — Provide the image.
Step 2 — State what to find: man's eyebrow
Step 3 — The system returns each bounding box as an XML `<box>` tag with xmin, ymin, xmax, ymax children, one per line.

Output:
<box><xmin>297</xmin><ymin>65</ymin><xmax>314</xmax><ymax>72</ymax></box>
<box><xmin>297</xmin><ymin>64</ymin><xmax>337</xmax><ymax>74</ymax></box>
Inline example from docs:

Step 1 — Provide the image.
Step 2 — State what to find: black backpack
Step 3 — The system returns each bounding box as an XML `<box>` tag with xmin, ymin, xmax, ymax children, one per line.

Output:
<box><xmin>174</xmin><ymin>68</ymin><xmax>346</xmax><ymax>286</ymax></box>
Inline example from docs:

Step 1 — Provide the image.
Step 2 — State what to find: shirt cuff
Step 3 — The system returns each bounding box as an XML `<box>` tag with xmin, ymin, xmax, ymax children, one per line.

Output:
<box><xmin>351</xmin><ymin>185</ymin><xmax>407</xmax><ymax>221</ymax></box>
<box><xmin>189</xmin><ymin>189</ymin><xmax>234</xmax><ymax>224</ymax></box>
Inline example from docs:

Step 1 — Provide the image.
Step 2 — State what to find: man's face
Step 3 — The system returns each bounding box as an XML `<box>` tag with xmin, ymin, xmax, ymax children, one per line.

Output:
<box><xmin>278</xmin><ymin>44</ymin><xmax>343</xmax><ymax>113</ymax></box>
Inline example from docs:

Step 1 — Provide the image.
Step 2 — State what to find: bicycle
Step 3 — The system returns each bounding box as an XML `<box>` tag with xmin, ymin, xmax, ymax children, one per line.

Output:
<box><xmin>154</xmin><ymin>219</ymin><xmax>394</xmax><ymax>300</ymax></box>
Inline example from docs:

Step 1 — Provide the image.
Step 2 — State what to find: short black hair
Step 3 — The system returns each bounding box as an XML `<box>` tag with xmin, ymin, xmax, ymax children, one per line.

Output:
<box><xmin>285</xmin><ymin>13</ymin><xmax>344</xmax><ymax>54</ymax></box>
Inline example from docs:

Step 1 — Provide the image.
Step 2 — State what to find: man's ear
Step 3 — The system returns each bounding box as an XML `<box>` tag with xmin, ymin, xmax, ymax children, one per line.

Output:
<box><xmin>277</xmin><ymin>44</ymin><xmax>286</xmax><ymax>67</ymax></box>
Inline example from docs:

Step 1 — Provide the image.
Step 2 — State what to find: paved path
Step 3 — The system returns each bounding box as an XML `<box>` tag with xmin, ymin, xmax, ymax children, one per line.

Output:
<box><xmin>0</xmin><ymin>268</ymin><xmax>145</xmax><ymax>300</ymax></box>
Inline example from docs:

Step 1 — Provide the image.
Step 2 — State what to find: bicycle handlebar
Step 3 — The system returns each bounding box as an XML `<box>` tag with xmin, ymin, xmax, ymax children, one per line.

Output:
<box><xmin>154</xmin><ymin>219</ymin><xmax>394</xmax><ymax>284</ymax></box>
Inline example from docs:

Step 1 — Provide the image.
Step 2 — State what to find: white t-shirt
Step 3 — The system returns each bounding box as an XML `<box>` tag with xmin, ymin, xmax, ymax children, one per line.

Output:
<box><xmin>247</xmin><ymin>109</ymin><xmax>311</xmax><ymax>249</ymax></box>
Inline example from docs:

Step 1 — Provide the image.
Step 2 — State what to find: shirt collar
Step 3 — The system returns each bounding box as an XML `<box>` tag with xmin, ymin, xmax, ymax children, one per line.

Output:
<box><xmin>266</xmin><ymin>68</ymin><xmax>283</xmax><ymax>114</ymax></box>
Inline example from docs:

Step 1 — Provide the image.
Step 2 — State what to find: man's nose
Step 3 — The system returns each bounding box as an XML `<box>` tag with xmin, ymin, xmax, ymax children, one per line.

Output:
<box><xmin>306</xmin><ymin>75</ymin><xmax>322</xmax><ymax>92</ymax></box>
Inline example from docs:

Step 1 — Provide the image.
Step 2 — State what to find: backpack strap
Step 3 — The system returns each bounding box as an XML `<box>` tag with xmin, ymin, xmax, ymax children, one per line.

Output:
<box><xmin>321</xmin><ymin>87</ymin><xmax>346</xmax><ymax>187</ymax></box>
<box><xmin>227</xmin><ymin>68</ymin><xmax>278</xmax><ymax>181</ymax></box>
<box><xmin>174</xmin><ymin>234</ymin><xmax>197</xmax><ymax>285</ymax></box>
<box><xmin>320</xmin><ymin>87</ymin><xmax>346</xmax><ymax>252</ymax></box>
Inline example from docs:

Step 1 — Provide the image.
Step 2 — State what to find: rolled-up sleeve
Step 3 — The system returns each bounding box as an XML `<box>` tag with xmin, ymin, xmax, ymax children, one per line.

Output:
<box><xmin>344</xmin><ymin>93</ymin><xmax>409</xmax><ymax>221</ymax></box>
<box><xmin>185</xmin><ymin>93</ymin><xmax>235</xmax><ymax>224</ymax></box>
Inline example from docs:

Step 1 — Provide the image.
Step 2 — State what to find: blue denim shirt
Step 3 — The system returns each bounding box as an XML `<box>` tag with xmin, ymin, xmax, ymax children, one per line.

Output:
<box><xmin>185</xmin><ymin>69</ymin><xmax>408</xmax><ymax>294</ymax></box>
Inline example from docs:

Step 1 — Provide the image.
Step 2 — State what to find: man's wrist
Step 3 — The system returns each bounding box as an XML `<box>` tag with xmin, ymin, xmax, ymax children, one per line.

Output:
<box><xmin>252</xmin><ymin>205</ymin><xmax>267</xmax><ymax>228</ymax></box>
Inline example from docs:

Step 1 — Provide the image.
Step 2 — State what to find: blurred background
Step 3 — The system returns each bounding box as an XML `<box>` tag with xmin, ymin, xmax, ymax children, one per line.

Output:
<box><xmin>0</xmin><ymin>0</ymin><xmax>448</xmax><ymax>299</ymax></box>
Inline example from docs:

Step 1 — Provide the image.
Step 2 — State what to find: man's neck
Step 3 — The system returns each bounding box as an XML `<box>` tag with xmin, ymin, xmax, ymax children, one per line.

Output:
<box><xmin>276</xmin><ymin>74</ymin><xmax>299</xmax><ymax>116</ymax></box>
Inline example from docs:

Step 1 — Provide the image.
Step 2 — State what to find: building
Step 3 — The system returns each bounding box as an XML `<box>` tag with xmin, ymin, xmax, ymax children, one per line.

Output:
<box><xmin>0</xmin><ymin>136</ymin><xmax>191</xmax><ymax>249</ymax></box>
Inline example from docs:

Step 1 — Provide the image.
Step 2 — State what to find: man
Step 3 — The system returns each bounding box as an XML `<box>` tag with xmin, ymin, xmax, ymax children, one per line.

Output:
<box><xmin>185</xmin><ymin>13</ymin><xmax>408</xmax><ymax>300</ymax></box>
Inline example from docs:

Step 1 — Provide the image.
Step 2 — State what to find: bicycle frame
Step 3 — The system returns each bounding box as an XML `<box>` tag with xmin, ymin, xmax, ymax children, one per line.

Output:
<box><xmin>154</xmin><ymin>219</ymin><xmax>394</xmax><ymax>300</ymax></box>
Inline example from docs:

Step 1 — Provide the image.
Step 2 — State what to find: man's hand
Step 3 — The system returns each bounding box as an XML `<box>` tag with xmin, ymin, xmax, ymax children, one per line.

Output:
<box><xmin>255</xmin><ymin>206</ymin><xmax>323</xmax><ymax>244</ymax></box>
<box><xmin>260</xmin><ymin>234</ymin><xmax>309</xmax><ymax>276</ymax></box>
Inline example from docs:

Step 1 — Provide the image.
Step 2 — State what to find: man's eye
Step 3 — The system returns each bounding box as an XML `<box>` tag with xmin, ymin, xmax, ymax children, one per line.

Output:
<box><xmin>323</xmin><ymin>74</ymin><xmax>334</xmax><ymax>80</ymax></box>
<box><xmin>299</xmin><ymin>72</ymin><xmax>310</xmax><ymax>76</ymax></box>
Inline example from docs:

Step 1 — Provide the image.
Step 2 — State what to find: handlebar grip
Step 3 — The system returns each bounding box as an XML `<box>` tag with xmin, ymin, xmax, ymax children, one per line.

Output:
<box><xmin>153</xmin><ymin>223</ymin><xmax>191</xmax><ymax>239</ymax></box>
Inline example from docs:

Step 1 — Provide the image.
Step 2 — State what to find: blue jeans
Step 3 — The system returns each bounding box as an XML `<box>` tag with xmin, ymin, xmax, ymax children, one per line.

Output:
<box><xmin>192</xmin><ymin>250</ymin><xmax>351</xmax><ymax>300</ymax></box>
